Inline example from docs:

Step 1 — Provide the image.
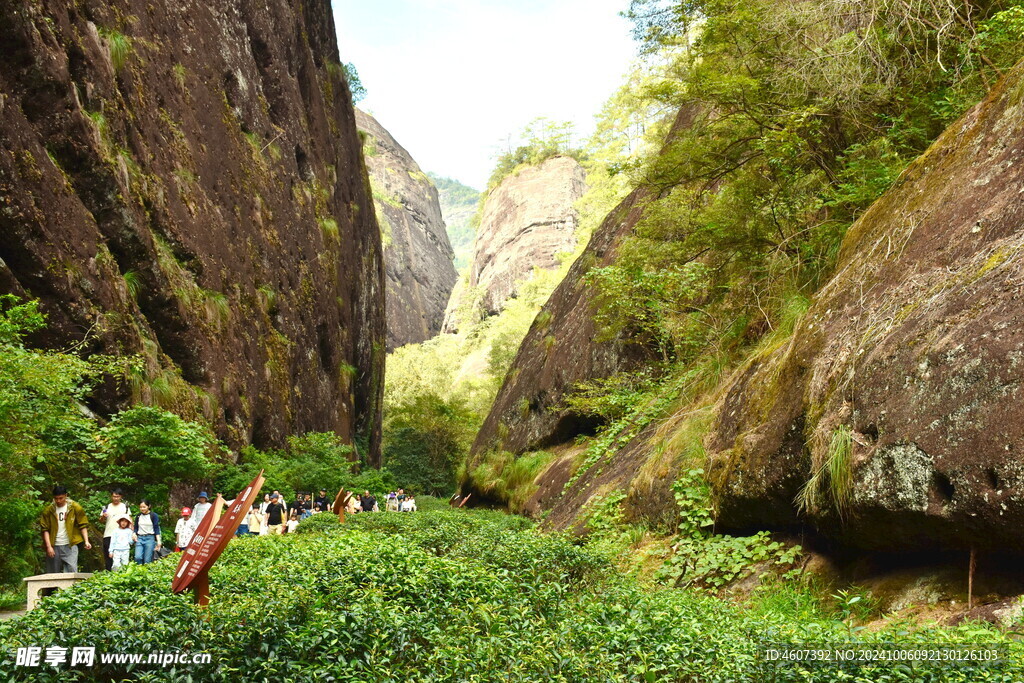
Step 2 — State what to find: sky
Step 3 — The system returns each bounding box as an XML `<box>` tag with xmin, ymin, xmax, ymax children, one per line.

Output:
<box><xmin>331</xmin><ymin>0</ymin><xmax>639</xmax><ymax>190</ymax></box>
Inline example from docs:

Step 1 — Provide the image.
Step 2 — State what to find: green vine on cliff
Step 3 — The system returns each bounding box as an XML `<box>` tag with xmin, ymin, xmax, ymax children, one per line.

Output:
<box><xmin>563</xmin><ymin>377</ymin><xmax>684</xmax><ymax>493</ymax></box>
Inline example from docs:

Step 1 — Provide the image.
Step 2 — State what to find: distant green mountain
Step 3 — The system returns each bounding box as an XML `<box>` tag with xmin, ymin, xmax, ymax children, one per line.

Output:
<box><xmin>428</xmin><ymin>173</ymin><xmax>479</xmax><ymax>272</ymax></box>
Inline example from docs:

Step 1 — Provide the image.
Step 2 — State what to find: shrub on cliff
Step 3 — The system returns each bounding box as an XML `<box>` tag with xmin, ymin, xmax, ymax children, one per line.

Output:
<box><xmin>485</xmin><ymin>117</ymin><xmax>587</xmax><ymax>192</ymax></box>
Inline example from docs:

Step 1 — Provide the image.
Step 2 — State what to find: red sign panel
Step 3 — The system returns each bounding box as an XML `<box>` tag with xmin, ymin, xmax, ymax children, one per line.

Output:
<box><xmin>171</xmin><ymin>471</ymin><xmax>265</xmax><ymax>594</ymax></box>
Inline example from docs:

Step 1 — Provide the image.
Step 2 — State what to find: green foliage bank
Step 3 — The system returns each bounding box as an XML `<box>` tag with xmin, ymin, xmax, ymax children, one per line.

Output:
<box><xmin>0</xmin><ymin>509</ymin><xmax>1018</xmax><ymax>681</ymax></box>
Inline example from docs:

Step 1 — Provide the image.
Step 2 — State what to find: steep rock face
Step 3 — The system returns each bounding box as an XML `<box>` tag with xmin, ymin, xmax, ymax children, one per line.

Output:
<box><xmin>470</xmin><ymin>188</ymin><xmax>654</xmax><ymax>456</ymax></box>
<box><xmin>443</xmin><ymin>155</ymin><xmax>586</xmax><ymax>332</ymax></box>
<box><xmin>471</xmin><ymin>108</ymin><xmax>699</xmax><ymax>457</ymax></box>
<box><xmin>355</xmin><ymin>109</ymin><xmax>456</xmax><ymax>351</ymax></box>
<box><xmin>0</xmin><ymin>0</ymin><xmax>385</xmax><ymax>459</ymax></box>
<box><xmin>705</xmin><ymin>61</ymin><xmax>1024</xmax><ymax>551</ymax></box>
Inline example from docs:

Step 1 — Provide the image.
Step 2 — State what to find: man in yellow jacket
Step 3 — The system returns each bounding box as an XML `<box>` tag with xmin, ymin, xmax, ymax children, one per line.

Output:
<box><xmin>38</xmin><ymin>485</ymin><xmax>92</xmax><ymax>573</ymax></box>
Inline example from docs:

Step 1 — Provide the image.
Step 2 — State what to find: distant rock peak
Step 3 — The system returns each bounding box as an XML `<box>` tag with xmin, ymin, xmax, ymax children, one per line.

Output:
<box><xmin>443</xmin><ymin>155</ymin><xmax>586</xmax><ymax>332</ymax></box>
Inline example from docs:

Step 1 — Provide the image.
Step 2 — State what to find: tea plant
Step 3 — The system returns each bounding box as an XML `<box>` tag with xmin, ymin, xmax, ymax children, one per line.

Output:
<box><xmin>0</xmin><ymin>509</ymin><xmax>1018</xmax><ymax>681</ymax></box>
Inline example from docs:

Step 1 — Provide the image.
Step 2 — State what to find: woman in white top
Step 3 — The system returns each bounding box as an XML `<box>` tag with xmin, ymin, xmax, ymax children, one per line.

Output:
<box><xmin>258</xmin><ymin>494</ymin><xmax>271</xmax><ymax>535</ymax></box>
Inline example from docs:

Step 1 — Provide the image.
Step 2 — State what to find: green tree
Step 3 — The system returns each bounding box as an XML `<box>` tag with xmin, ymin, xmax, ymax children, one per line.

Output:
<box><xmin>487</xmin><ymin>117</ymin><xmax>585</xmax><ymax>190</ymax></box>
<box><xmin>342</xmin><ymin>62</ymin><xmax>367</xmax><ymax>103</ymax></box>
<box><xmin>96</xmin><ymin>406</ymin><xmax>220</xmax><ymax>507</ymax></box>
<box><xmin>214</xmin><ymin>432</ymin><xmax>393</xmax><ymax>501</ymax></box>
<box><xmin>0</xmin><ymin>297</ymin><xmax>96</xmax><ymax>583</ymax></box>
<box><xmin>383</xmin><ymin>394</ymin><xmax>476</xmax><ymax>496</ymax></box>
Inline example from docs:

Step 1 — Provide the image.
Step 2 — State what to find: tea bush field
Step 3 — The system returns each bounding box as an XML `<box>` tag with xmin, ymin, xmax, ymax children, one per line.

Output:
<box><xmin>0</xmin><ymin>510</ymin><xmax>1019</xmax><ymax>681</ymax></box>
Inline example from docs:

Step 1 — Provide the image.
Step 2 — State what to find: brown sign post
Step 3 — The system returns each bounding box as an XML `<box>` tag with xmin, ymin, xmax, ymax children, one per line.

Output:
<box><xmin>332</xmin><ymin>487</ymin><xmax>353</xmax><ymax>523</ymax></box>
<box><xmin>172</xmin><ymin>471</ymin><xmax>265</xmax><ymax>604</ymax></box>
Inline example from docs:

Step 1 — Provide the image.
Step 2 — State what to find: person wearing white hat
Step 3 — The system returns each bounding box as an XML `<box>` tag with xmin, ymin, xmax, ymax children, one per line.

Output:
<box><xmin>108</xmin><ymin>514</ymin><xmax>135</xmax><ymax>570</ymax></box>
<box><xmin>191</xmin><ymin>492</ymin><xmax>211</xmax><ymax>526</ymax></box>
<box><xmin>180</xmin><ymin>491</ymin><xmax>211</xmax><ymax>550</ymax></box>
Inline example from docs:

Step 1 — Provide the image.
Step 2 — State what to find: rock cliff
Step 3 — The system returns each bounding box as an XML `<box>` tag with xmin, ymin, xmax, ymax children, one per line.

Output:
<box><xmin>0</xmin><ymin>0</ymin><xmax>385</xmax><ymax>459</ymax></box>
<box><xmin>471</xmin><ymin>109</ymin><xmax>699</xmax><ymax>457</ymax></box>
<box><xmin>355</xmin><ymin>109</ymin><xmax>456</xmax><ymax>351</ymax></box>
<box><xmin>442</xmin><ymin>155</ymin><xmax>586</xmax><ymax>332</ymax></box>
<box><xmin>515</xmin><ymin>64</ymin><xmax>1024</xmax><ymax>551</ymax></box>
<box><xmin>705</xmin><ymin>60</ymin><xmax>1024</xmax><ymax>551</ymax></box>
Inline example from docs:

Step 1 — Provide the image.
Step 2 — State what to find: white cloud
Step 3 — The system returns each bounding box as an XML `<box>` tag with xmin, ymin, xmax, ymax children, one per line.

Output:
<box><xmin>332</xmin><ymin>0</ymin><xmax>637</xmax><ymax>188</ymax></box>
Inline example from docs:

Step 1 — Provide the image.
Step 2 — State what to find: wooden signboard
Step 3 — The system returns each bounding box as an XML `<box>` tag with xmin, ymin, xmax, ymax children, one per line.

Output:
<box><xmin>172</xmin><ymin>471</ymin><xmax>265</xmax><ymax>604</ymax></box>
<box><xmin>332</xmin><ymin>487</ymin><xmax>353</xmax><ymax>522</ymax></box>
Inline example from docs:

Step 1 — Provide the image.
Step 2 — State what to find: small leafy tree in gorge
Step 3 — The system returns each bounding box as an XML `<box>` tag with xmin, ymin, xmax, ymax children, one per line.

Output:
<box><xmin>383</xmin><ymin>394</ymin><xmax>476</xmax><ymax>497</ymax></box>
<box><xmin>96</xmin><ymin>406</ymin><xmax>221</xmax><ymax>507</ymax></box>
<box><xmin>0</xmin><ymin>297</ymin><xmax>97</xmax><ymax>583</ymax></box>
<box><xmin>342</xmin><ymin>62</ymin><xmax>367</xmax><ymax>103</ymax></box>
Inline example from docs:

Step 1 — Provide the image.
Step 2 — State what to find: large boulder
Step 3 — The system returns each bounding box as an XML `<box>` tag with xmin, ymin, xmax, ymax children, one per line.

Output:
<box><xmin>472</xmin><ymin>107</ymin><xmax>701</xmax><ymax>457</ymax></box>
<box><xmin>443</xmin><ymin>155</ymin><xmax>586</xmax><ymax>331</ymax></box>
<box><xmin>0</xmin><ymin>0</ymin><xmax>385</xmax><ymax>458</ymax></box>
<box><xmin>706</xmin><ymin>61</ymin><xmax>1024</xmax><ymax>551</ymax></box>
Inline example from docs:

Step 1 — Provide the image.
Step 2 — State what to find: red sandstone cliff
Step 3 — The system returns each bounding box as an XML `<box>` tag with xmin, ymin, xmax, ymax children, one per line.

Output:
<box><xmin>0</xmin><ymin>0</ymin><xmax>384</xmax><ymax>459</ymax></box>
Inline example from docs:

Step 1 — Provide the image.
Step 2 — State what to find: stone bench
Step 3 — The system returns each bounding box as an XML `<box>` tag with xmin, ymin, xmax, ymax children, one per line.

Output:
<box><xmin>23</xmin><ymin>573</ymin><xmax>92</xmax><ymax>610</ymax></box>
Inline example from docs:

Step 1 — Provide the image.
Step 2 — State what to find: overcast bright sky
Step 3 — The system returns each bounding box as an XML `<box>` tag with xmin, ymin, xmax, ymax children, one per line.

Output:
<box><xmin>331</xmin><ymin>0</ymin><xmax>638</xmax><ymax>190</ymax></box>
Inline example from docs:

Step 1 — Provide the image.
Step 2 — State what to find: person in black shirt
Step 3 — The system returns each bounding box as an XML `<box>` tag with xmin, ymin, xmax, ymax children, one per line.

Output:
<box><xmin>288</xmin><ymin>495</ymin><xmax>303</xmax><ymax>520</ymax></box>
<box><xmin>314</xmin><ymin>489</ymin><xmax>329</xmax><ymax>513</ymax></box>
<box><xmin>360</xmin><ymin>490</ymin><xmax>376</xmax><ymax>512</ymax></box>
<box><xmin>264</xmin><ymin>494</ymin><xmax>286</xmax><ymax>535</ymax></box>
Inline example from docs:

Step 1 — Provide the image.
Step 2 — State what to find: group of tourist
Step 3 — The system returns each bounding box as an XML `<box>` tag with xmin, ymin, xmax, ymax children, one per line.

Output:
<box><xmin>38</xmin><ymin>486</ymin><xmax>178</xmax><ymax>574</ymax></box>
<box><xmin>38</xmin><ymin>483</ymin><xmax>419</xmax><ymax>574</ymax></box>
<box><xmin>337</xmin><ymin>488</ymin><xmax>417</xmax><ymax>515</ymax></box>
<box><xmin>37</xmin><ymin>486</ymin><xmax>217</xmax><ymax>575</ymax></box>
<box><xmin>246</xmin><ymin>487</ymin><xmax>418</xmax><ymax>534</ymax></box>
<box><xmin>384</xmin><ymin>489</ymin><xmax>417</xmax><ymax>512</ymax></box>
<box><xmin>247</xmin><ymin>489</ymin><xmax>325</xmax><ymax>536</ymax></box>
